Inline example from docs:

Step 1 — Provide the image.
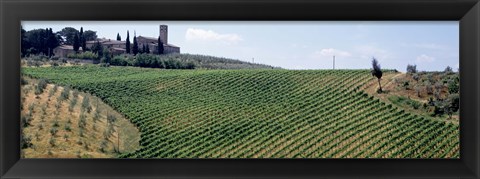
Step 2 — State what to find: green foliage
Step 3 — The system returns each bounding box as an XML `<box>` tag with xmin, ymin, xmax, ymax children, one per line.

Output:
<box><xmin>21</xmin><ymin>77</ymin><xmax>28</xmax><ymax>85</ymax></box>
<box><xmin>58</xmin><ymin>27</ymin><xmax>79</xmax><ymax>45</ymax></box>
<box><xmin>67</xmin><ymin>51</ymin><xmax>99</xmax><ymax>60</ymax></box>
<box><xmin>117</xmin><ymin>33</ymin><xmax>121</xmax><ymax>41</ymax></box>
<box><xmin>22</xmin><ymin>28</ymin><xmax>60</xmax><ymax>57</ymax></box>
<box><xmin>388</xmin><ymin>95</ymin><xmax>422</xmax><ymax>110</ymax></box>
<box><xmin>406</xmin><ymin>64</ymin><xmax>417</xmax><ymax>74</ymax></box>
<box><xmin>132</xmin><ymin>36</ymin><xmax>138</xmax><ymax>55</ymax></box>
<box><xmin>371</xmin><ymin>58</ymin><xmax>383</xmax><ymax>92</ymax></box>
<box><xmin>78</xmin><ymin>113</ymin><xmax>87</xmax><ymax>129</ymax></box>
<box><xmin>69</xmin><ymin>97</ymin><xmax>77</xmax><ymax>112</ymax></box>
<box><xmin>73</xmin><ymin>32</ymin><xmax>80</xmax><ymax>52</ymax></box>
<box><xmin>448</xmin><ymin>76</ymin><xmax>459</xmax><ymax>94</ymax></box>
<box><xmin>59</xmin><ymin>86</ymin><xmax>70</xmax><ymax>101</ymax></box>
<box><xmin>50</xmin><ymin>127</ymin><xmax>58</xmax><ymax>136</ymax></box>
<box><xmin>403</xmin><ymin>80</ymin><xmax>410</xmax><ymax>90</ymax></box>
<box><xmin>82</xmin><ymin>96</ymin><xmax>92</xmax><ymax>113</ymax></box>
<box><xmin>444</xmin><ymin>66</ymin><xmax>453</xmax><ymax>73</ymax></box>
<box><xmin>64</xmin><ymin>123</ymin><xmax>72</xmax><ymax>132</ymax></box>
<box><xmin>100</xmin><ymin>140</ymin><xmax>109</xmax><ymax>153</ymax></box>
<box><xmin>49</xmin><ymin>136</ymin><xmax>56</xmax><ymax>147</ymax></box>
<box><xmin>35</xmin><ymin>79</ymin><xmax>48</xmax><ymax>95</ymax></box>
<box><xmin>125</xmin><ymin>31</ymin><xmax>130</xmax><ymax>54</ymax></box>
<box><xmin>21</xmin><ymin>135</ymin><xmax>33</xmax><ymax>149</ymax></box>
<box><xmin>90</xmin><ymin>41</ymin><xmax>103</xmax><ymax>57</ymax></box>
<box><xmin>110</xmin><ymin>53</ymin><xmax>277</xmax><ymax>70</ymax></box>
<box><xmin>107</xmin><ymin>114</ymin><xmax>117</xmax><ymax>124</ymax></box>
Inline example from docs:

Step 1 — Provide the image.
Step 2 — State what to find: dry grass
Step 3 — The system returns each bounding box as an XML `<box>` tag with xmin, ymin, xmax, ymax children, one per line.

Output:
<box><xmin>363</xmin><ymin>72</ymin><xmax>459</xmax><ymax>123</ymax></box>
<box><xmin>21</xmin><ymin>77</ymin><xmax>140</xmax><ymax>158</ymax></box>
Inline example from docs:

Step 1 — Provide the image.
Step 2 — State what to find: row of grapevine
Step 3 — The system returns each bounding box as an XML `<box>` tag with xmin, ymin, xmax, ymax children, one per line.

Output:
<box><xmin>22</xmin><ymin>66</ymin><xmax>460</xmax><ymax>158</ymax></box>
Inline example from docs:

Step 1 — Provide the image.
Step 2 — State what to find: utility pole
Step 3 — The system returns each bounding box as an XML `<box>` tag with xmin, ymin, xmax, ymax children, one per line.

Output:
<box><xmin>333</xmin><ymin>55</ymin><xmax>335</xmax><ymax>70</ymax></box>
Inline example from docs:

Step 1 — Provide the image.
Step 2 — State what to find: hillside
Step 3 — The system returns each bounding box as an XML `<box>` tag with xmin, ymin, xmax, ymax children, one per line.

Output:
<box><xmin>20</xmin><ymin>77</ymin><xmax>140</xmax><ymax>158</ymax></box>
<box><xmin>159</xmin><ymin>53</ymin><xmax>278</xmax><ymax>69</ymax></box>
<box><xmin>22</xmin><ymin>66</ymin><xmax>459</xmax><ymax>158</ymax></box>
<box><xmin>22</xmin><ymin>53</ymin><xmax>278</xmax><ymax>70</ymax></box>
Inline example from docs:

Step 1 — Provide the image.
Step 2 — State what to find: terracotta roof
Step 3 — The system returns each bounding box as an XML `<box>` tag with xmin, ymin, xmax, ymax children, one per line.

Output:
<box><xmin>103</xmin><ymin>41</ymin><xmax>126</xmax><ymax>45</ymax></box>
<box><xmin>138</xmin><ymin>36</ymin><xmax>157</xmax><ymax>41</ymax></box>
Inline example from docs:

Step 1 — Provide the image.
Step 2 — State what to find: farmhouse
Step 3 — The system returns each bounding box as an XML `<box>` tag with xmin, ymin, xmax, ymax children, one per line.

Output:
<box><xmin>53</xmin><ymin>25</ymin><xmax>180</xmax><ymax>57</ymax></box>
<box><xmin>53</xmin><ymin>45</ymin><xmax>82</xmax><ymax>57</ymax></box>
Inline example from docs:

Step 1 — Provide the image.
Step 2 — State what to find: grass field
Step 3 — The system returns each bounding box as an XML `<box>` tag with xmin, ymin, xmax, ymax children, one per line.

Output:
<box><xmin>22</xmin><ymin>65</ymin><xmax>460</xmax><ymax>158</ymax></box>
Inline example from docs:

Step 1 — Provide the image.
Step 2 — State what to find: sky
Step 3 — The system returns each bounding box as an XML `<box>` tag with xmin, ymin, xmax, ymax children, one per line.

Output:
<box><xmin>22</xmin><ymin>21</ymin><xmax>459</xmax><ymax>72</ymax></box>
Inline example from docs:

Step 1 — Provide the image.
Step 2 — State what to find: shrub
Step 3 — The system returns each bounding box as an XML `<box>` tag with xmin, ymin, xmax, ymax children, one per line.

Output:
<box><xmin>21</xmin><ymin>135</ymin><xmax>33</xmax><ymax>149</ymax></box>
<box><xmin>107</xmin><ymin>114</ymin><xmax>117</xmax><ymax>124</ymax></box>
<box><xmin>81</xmin><ymin>96</ymin><xmax>92</xmax><ymax>113</ymax></box>
<box><xmin>406</xmin><ymin>64</ymin><xmax>417</xmax><ymax>73</ymax></box>
<box><xmin>49</xmin><ymin>137</ymin><xmax>56</xmax><ymax>147</ymax></box>
<box><xmin>50</xmin><ymin>127</ymin><xmax>58</xmax><ymax>136</ymax></box>
<box><xmin>78</xmin><ymin>113</ymin><xmax>87</xmax><ymax>129</ymax></box>
<box><xmin>448</xmin><ymin>76</ymin><xmax>459</xmax><ymax>94</ymax></box>
<box><xmin>35</xmin><ymin>79</ymin><xmax>48</xmax><ymax>95</ymax></box>
<box><xmin>67</xmin><ymin>51</ymin><xmax>98</xmax><ymax>60</ymax></box>
<box><xmin>64</xmin><ymin>123</ymin><xmax>72</xmax><ymax>132</ymax></box>
<box><xmin>110</xmin><ymin>53</ymin><xmax>197</xmax><ymax>69</ymax></box>
<box><xmin>59</xmin><ymin>86</ymin><xmax>70</xmax><ymax>101</ymax></box>
<box><xmin>444</xmin><ymin>66</ymin><xmax>453</xmax><ymax>73</ymax></box>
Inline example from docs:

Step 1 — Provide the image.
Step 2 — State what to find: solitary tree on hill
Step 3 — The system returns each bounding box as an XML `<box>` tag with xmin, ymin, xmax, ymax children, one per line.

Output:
<box><xmin>125</xmin><ymin>31</ymin><xmax>130</xmax><ymax>54</ymax></box>
<box><xmin>116</xmin><ymin>33</ymin><xmax>121</xmax><ymax>41</ymax></box>
<box><xmin>371</xmin><ymin>57</ymin><xmax>383</xmax><ymax>93</ymax></box>
<box><xmin>157</xmin><ymin>36</ymin><xmax>164</xmax><ymax>55</ymax></box>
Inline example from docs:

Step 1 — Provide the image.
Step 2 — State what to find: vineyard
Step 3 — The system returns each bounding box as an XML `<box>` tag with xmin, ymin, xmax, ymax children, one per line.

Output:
<box><xmin>22</xmin><ymin>65</ymin><xmax>460</xmax><ymax>158</ymax></box>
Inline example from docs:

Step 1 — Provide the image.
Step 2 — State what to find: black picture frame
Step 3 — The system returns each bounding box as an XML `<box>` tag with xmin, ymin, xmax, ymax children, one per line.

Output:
<box><xmin>1</xmin><ymin>0</ymin><xmax>479</xmax><ymax>178</ymax></box>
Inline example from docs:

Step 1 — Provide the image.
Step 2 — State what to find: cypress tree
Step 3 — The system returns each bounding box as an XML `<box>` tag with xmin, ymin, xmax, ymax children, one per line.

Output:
<box><xmin>116</xmin><ymin>33</ymin><xmax>121</xmax><ymax>41</ymax></box>
<box><xmin>21</xmin><ymin>26</ymin><xmax>29</xmax><ymax>57</ymax></box>
<box><xmin>145</xmin><ymin>44</ymin><xmax>150</xmax><ymax>54</ymax></box>
<box><xmin>46</xmin><ymin>28</ymin><xmax>59</xmax><ymax>57</ymax></box>
<box><xmin>73</xmin><ymin>32</ymin><xmax>80</xmax><ymax>52</ymax></box>
<box><xmin>371</xmin><ymin>58</ymin><xmax>383</xmax><ymax>93</ymax></box>
<box><xmin>157</xmin><ymin>36</ymin><xmax>164</xmax><ymax>55</ymax></box>
<box><xmin>142</xmin><ymin>44</ymin><xmax>146</xmax><ymax>54</ymax></box>
<box><xmin>125</xmin><ymin>31</ymin><xmax>130</xmax><ymax>54</ymax></box>
<box><xmin>132</xmin><ymin>35</ymin><xmax>138</xmax><ymax>55</ymax></box>
<box><xmin>80</xmin><ymin>27</ymin><xmax>86</xmax><ymax>51</ymax></box>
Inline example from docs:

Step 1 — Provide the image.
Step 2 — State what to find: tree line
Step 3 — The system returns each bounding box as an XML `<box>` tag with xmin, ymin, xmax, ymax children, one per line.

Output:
<box><xmin>21</xmin><ymin>26</ymin><xmax>97</xmax><ymax>57</ymax></box>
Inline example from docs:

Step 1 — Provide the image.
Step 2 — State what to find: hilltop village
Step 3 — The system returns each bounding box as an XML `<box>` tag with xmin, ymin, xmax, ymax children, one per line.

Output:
<box><xmin>53</xmin><ymin>25</ymin><xmax>179</xmax><ymax>58</ymax></box>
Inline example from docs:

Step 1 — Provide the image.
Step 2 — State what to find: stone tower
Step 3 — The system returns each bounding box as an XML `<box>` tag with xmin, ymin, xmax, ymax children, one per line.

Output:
<box><xmin>160</xmin><ymin>25</ymin><xmax>168</xmax><ymax>44</ymax></box>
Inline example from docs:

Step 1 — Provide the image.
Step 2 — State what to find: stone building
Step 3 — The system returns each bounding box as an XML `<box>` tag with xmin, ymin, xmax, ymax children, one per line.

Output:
<box><xmin>53</xmin><ymin>45</ymin><xmax>82</xmax><ymax>58</ymax></box>
<box><xmin>136</xmin><ymin>25</ymin><xmax>180</xmax><ymax>54</ymax></box>
<box><xmin>54</xmin><ymin>25</ymin><xmax>179</xmax><ymax>57</ymax></box>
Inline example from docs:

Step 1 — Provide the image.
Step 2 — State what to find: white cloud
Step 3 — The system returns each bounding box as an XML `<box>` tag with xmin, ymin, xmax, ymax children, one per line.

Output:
<box><xmin>185</xmin><ymin>28</ymin><xmax>243</xmax><ymax>44</ymax></box>
<box><xmin>416</xmin><ymin>54</ymin><xmax>435</xmax><ymax>63</ymax></box>
<box><xmin>313</xmin><ymin>48</ymin><xmax>351</xmax><ymax>58</ymax></box>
